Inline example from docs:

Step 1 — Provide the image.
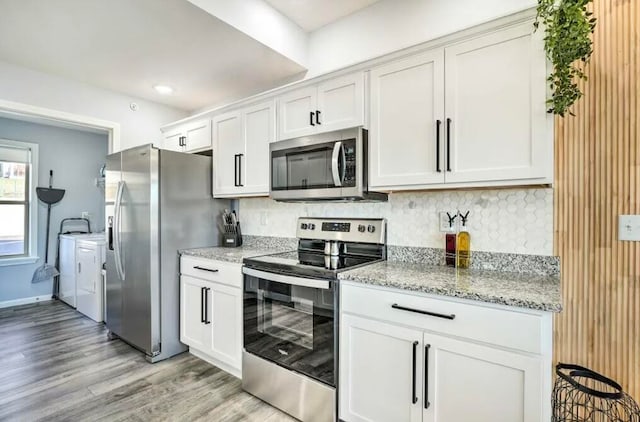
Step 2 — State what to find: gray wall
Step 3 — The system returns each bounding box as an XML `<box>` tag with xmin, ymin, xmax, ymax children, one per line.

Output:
<box><xmin>0</xmin><ymin>117</ymin><xmax>108</xmax><ymax>302</ymax></box>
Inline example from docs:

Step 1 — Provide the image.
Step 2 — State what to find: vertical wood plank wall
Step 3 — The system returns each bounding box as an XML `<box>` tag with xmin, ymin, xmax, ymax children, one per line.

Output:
<box><xmin>554</xmin><ymin>0</ymin><xmax>640</xmax><ymax>400</ymax></box>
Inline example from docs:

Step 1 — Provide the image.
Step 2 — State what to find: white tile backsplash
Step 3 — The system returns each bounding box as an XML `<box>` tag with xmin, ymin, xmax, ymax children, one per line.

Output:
<box><xmin>238</xmin><ymin>188</ymin><xmax>553</xmax><ymax>256</ymax></box>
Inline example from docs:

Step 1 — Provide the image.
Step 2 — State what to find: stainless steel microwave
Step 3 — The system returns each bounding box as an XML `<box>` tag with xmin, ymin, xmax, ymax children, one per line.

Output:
<box><xmin>269</xmin><ymin>127</ymin><xmax>387</xmax><ymax>202</ymax></box>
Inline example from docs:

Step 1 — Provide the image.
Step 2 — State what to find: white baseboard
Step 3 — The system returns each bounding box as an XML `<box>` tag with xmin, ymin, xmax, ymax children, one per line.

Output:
<box><xmin>0</xmin><ymin>295</ymin><xmax>52</xmax><ymax>309</ymax></box>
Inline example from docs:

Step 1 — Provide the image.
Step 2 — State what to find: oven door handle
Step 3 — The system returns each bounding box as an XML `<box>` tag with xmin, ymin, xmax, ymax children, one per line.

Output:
<box><xmin>331</xmin><ymin>141</ymin><xmax>343</xmax><ymax>187</ymax></box>
<box><xmin>243</xmin><ymin>267</ymin><xmax>331</xmax><ymax>290</ymax></box>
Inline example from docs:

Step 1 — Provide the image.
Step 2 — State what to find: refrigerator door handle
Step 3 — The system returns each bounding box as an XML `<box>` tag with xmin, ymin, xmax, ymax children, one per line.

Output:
<box><xmin>114</xmin><ymin>180</ymin><xmax>125</xmax><ymax>280</ymax></box>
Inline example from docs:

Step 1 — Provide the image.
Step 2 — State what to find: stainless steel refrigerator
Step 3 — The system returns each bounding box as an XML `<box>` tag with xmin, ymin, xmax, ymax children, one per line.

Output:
<box><xmin>105</xmin><ymin>144</ymin><xmax>228</xmax><ymax>363</ymax></box>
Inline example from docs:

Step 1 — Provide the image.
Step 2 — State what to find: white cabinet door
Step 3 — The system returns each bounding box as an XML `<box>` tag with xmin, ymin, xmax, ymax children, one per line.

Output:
<box><xmin>444</xmin><ymin>23</ymin><xmax>550</xmax><ymax>184</ymax></box>
<box><xmin>213</xmin><ymin>111</ymin><xmax>243</xmax><ymax>196</ymax></box>
<box><xmin>340</xmin><ymin>314</ymin><xmax>423</xmax><ymax>422</ymax></box>
<box><xmin>369</xmin><ymin>50</ymin><xmax>446</xmax><ymax>189</ymax></box>
<box><xmin>316</xmin><ymin>73</ymin><xmax>364</xmax><ymax>133</ymax></box>
<box><xmin>180</xmin><ymin>276</ymin><xmax>210</xmax><ymax>351</ymax></box>
<box><xmin>423</xmin><ymin>332</ymin><xmax>543</xmax><ymax>422</ymax></box>
<box><xmin>184</xmin><ymin>119</ymin><xmax>212</xmax><ymax>152</ymax></box>
<box><xmin>277</xmin><ymin>86</ymin><xmax>317</xmax><ymax>140</ymax></box>
<box><xmin>241</xmin><ymin>101</ymin><xmax>273</xmax><ymax>196</ymax></box>
<box><xmin>162</xmin><ymin>128</ymin><xmax>185</xmax><ymax>152</ymax></box>
<box><xmin>208</xmin><ymin>282</ymin><xmax>242</xmax><ymax>370</ymax></box>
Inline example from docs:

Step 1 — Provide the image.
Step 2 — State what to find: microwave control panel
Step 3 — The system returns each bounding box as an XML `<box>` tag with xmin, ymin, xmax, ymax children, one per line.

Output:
<box><xmin>343</xmin><ymin>139</ymin><xmax>356</xmax><ymax>187</ymax></box>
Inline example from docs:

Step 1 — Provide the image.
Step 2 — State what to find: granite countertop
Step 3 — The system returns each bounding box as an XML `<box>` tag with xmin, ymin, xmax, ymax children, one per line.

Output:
<box><xmin>338</xmin><ymin>260</ymin><xmax>562</xmax><ymax>312</ymax></box>
<box><xmin>180</xmin><ymin>246</ymin><xmax>286</xmax><ymax>264</ymax></box>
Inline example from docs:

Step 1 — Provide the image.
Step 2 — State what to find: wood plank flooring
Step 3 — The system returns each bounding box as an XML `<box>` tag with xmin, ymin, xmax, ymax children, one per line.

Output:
<box><xmin>0</xmin><ymin>300</ymin><xmax>296</xmax><ymax>422</ymax></box>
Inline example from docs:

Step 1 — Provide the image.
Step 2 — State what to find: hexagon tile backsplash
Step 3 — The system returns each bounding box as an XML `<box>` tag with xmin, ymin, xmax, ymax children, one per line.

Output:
<box><xmin>238</xmin><ymin>188</ymin><xmax>553</xmax><ymax>256</ymax></box>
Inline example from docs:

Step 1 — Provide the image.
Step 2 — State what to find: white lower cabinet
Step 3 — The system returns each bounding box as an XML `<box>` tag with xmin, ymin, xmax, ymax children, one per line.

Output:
<box><xmin>339</xmin><ymin>282</ymin><xmax>552</xmax><ymax>422</ymax></box>
<box><xmin>180</xmin><ymin>256</ymin><xmax>242</xmax><ymax>377</ymax></box>
<box><xmin>180</xmin><ymin>275</ymin><xmax>211</xmax><ymax>351</ymax></box>
<box><xmin>423</xmin><ymin>332</ymin><xmax>543</xmax><ymax>422</ymax></box>
<box><xmin>340</xmin><ymin>314</ymin><xmax>423</xmax><ymax>422</ymax></box>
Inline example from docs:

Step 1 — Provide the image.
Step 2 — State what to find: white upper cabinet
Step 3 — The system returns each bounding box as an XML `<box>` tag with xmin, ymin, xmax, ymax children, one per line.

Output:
<box><xmin>369</xmin><ymin>50</ymin><xmax>445</xmax><ymax>189</ymax></box>
<box><xmin>242</xmin><ymin>101</ymin><xmax>274</xmax><ymax>195</ymax></box>
<box><xmin>162</xmin><ymin>119</ymin><xmax>212</xmax><ymax>153</ymax></box>
<box><xmin>212</xmin><ymin>110</ymin><xmax>242</xmax><ymax>197</ymax></box>
<box><xmin>278</xmin><ymin>86</ymin><xmax>318</xmax><ymax>140</ymax></box>
<box><xmin>369</xmin><ymin>21</ymin><xmax>551</xmax><ymax>191</ymax></box>
<box><xmin>277</xmin><ymin>72</ymin><xmax>365</xmax><ymax>141</ymax></box>
<box><xmin>444</xmin><ymin>24</ymin><xmax>549</xmax><ymax>184</ymax></box>
<box><xmin>213</xmin><ymin>100</ymin><xmax>274</xmax><ymax>198</ymax></box>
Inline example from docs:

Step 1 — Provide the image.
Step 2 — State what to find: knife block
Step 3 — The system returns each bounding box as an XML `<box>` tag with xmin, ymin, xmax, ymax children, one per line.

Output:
<box><xmin>222</xmin><ymin>222</ymin><xmax>243</xmax><ymax>247</ymax></box>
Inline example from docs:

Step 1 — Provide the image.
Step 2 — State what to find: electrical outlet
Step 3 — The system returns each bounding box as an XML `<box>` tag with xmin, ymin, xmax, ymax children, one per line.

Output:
<box><xmin>81</xmin><ymin>211</ymin><xmax>91</xmax><ymax>220</ymax></box>
<box><xmin>619</xmin><ymin>215</ymin><xmax>640</xmax><ymax>241</ymax></box>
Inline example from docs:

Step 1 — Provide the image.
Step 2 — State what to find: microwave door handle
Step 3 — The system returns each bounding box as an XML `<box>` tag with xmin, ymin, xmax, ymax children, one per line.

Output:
<box><xmin>331</xmin><ymin>141</ymin><xmax>343</xmax><ymax>187</ymax></box>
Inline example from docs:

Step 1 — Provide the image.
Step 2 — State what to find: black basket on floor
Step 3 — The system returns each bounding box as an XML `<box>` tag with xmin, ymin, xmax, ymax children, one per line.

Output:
<box><xmin>552</xmin><ymin>363</ymin><xmax>640</xmax><ymax>421</ymax></box>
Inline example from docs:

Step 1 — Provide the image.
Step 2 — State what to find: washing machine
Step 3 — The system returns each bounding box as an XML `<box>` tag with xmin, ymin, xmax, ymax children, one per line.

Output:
<box><xmin>75</xmin><ymin>237</ymin><xmax>106</xmax><ymax>322</ymax></box>
<box><xmin>58</xmin><ymin>233</ymin><xmax>105</xmax><ymax>308</ymax></box>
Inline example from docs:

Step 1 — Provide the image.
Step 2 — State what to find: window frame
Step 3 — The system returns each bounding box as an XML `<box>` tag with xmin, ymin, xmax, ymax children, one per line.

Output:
<box><xmin>0</xmin><ymin>139</ymin><xmax>39</xmax><ymax>266</ymax></box>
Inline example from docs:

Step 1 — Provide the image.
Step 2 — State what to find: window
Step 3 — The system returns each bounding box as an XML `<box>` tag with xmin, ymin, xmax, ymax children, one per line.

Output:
<box><xmin>0</xmin><ymin>139</ymin><xmax>38</xmax><ymax>263</ymax></box>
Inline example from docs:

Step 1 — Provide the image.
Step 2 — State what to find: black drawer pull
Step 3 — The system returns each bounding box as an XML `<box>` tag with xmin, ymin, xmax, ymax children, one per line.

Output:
<box><xmin>194</xmin><ymin>266</ymin><xmax>219</xmax><ymax>273</ymax></box>
<box><xmin>411</xmin><ymin>341</ymin><xmax>418</xmax><ymax>404</ymax></box>
<box><xmin>392</xmin><ymin>303</ymin><xmax>455</xmax><ymax>320</ymax></box>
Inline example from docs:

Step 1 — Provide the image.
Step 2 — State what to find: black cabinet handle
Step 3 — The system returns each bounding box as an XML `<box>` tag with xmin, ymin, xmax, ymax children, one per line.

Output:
<box><xmin>200</xmin><ymin>287</ymin><xmax>205</xmax><ymax>323</ymax></box>
<box><xmin>237</xmin><ymin>154</ymin><xmax>244</xmax><ymax>187</ymax></box>
<box><xmin>424</xmin><ymin>344</ymin><xmax>431</xmax><ymax>409</ymax></box>
<box><xmin>194</xmin><ymin>266</ymin><xmax>219</xmax><ymax>273</ymax></box>
<box><xmin>392</xmin><ymin>303</ymin><xmax>455</xmax><ymax>320</ymax></box>
<box><xmin>234</xmin><ymin>154</ymin><xmax>238</xmax><ymax>187</ymax></box>
<box><xmin>446</xmin><ymin>118</ymin><xmax>452</xmax><ymax>172</ymax></box>
<box><xmin>204</xmin><ymin>287</ymin><xmax>211</xmax><ymax>324</ymax></box>
<box><xmin>310</xmin><ymin>111</ymin><xmax>315</xmax><ymax>126</ymax></box>
<box><xmin>436</xmin><ymin>120</ymin><xmax>442</xmax><ymax>173</ymax></box>
<box><xmin>316</xmin><ymin>110</ymin><xmax>321</xmax><ymax>125</ymax></box>
<box><xmin>179</xmin><ymin>136</ymin><xmax>186</xmax><ymax>147</ymax></box>
<box><xmin>412</xmin><ymin>341</ymin><xmax>418</xmax><ymax>404</ymax></box>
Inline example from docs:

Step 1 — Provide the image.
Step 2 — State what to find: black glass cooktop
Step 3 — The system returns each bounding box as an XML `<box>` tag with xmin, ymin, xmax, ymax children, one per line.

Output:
<box><xmin>243</xmin><ymin>250</ymin><xmax>382</xmax><ymax>280</ymax></box>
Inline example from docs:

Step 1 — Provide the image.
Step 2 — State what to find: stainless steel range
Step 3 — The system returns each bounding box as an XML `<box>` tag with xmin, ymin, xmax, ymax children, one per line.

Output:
<box><xmin>242</xmin><ymin>217</ymin><xmax>387</xmax><ymax>422</ymax></box>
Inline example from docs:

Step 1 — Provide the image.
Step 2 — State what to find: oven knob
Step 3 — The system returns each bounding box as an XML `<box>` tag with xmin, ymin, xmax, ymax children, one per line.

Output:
<box><xmin>308</xmin><ymin>223</ymin><xmax>315</xmax><ymax>230</ymax></box>
<box><xmin>301</xmin><ymin>223</ymin><xmax>308</xmax><ymax>230</ymax></box>
<box><xmin>358</xmin><ymin>224</ymin><xmax>366</xmax><ymax>233</ymax></box>
<box><xmin>367</xmin><ymin>225</ymin><xmax>376</xmax><ymax>233</ymax></box>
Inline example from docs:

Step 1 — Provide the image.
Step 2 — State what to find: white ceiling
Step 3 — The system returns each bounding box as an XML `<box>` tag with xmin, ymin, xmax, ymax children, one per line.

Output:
<box><xmin>0</xmin><ymin>0</ymin><xmax>307</xmax><ymax>111</ymax></box>
<box><xmin>264</xmin><ymin>0</ymin><xmax>382</xmax><ymax>31</ymax></box>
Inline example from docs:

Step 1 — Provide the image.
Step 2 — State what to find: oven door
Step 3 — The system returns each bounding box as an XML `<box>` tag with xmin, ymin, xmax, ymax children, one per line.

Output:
<box><xmin>243</xmin><ymin>267</ymin><xmax>336</xmax><ymax>387</ymax></box>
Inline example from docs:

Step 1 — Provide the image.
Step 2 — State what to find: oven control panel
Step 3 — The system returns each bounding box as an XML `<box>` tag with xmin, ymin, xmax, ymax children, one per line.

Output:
<box><xmin>297</xmin><ymin>218</ymin><xmax>386</xmax><ymax>244</ymax></box>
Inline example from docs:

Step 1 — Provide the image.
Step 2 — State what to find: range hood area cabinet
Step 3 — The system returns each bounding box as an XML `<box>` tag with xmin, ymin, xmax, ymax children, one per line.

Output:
<box><xmin>277</xmin><ymin>72</ymin><xmax>365</xmax><ymax>141</ymax></box>
<box><xmin>339</xmin><ymin>282</ymin><xmax>552</xmax><ymax>422</ymax></box>
<box><xmin>212</xmin><ymin>100</ymin><xmax>274</xmax><ymax>198</ymax></box>
<box><xmin>368</xmin><ymin>21</ymin><xmax>552</xmax><ymax>191</ymax></box>
<box><xmin>162</xmin><ymin>119</ymin><xmax>212</xmax><ymax>153</ymax></box>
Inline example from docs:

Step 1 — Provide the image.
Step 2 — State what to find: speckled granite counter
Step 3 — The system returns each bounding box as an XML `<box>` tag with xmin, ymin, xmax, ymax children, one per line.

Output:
<box><xmin>180</xmin><ymin>246</ymin><xmax>286</xmax><ymax>264</ymax></box>
<box><xmin>338</xmin><ymin>261</ymin><xmax>561</xmax><ymax>312</ymax></box>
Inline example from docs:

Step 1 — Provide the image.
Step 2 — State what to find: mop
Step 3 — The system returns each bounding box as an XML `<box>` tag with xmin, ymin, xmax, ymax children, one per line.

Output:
<box><xmin>32</xmin><ymin>170</ymin><xmax>65</xmax><ymax>283</ymax></box>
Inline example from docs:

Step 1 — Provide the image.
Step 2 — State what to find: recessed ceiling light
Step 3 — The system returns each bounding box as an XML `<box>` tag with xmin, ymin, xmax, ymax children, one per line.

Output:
<box><xmin>153</xmin><ymin>84</ymin><xmax>173</xmax><ymax>95</ymax></box>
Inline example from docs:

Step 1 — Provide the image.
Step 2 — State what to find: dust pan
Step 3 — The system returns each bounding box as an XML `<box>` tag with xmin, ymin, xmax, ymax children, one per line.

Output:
<box><xmin>32</xmin><ymin>170</ymin><xmax>65</xmax><ymax>283</ymax></box>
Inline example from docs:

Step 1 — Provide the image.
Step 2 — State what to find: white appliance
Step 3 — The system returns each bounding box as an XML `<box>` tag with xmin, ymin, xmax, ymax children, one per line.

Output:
<box><xmin>58</xmin><ymin>233</ymin><xmax>105</xmax><ymax>308</ymax></box>
<box><xmin>76</xmin><ymin>237</ymin><xmax>106</xmax><ymax>322</ymax></box>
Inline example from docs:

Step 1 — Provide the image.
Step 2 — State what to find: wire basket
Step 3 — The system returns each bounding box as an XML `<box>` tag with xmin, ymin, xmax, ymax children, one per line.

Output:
<box><xmin>552</xmin><ymin>363</ymin><xmax>640</xmax><ymax>421</ymax></box>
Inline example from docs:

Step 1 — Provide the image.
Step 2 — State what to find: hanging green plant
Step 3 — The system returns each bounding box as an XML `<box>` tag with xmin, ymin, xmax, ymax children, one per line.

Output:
<box><xmin>534</xmin><ymin>0</ymin><xmax>597</xmax><ymax>116</ymax></box>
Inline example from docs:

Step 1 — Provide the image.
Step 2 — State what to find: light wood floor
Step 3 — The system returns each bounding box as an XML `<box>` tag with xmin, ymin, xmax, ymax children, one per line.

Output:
<box><xmin>0</xmin><ymin>300</ymin><xmax>296</xmax><ymax>422</ymax></box>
